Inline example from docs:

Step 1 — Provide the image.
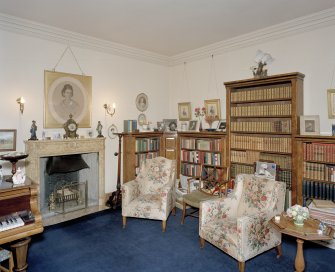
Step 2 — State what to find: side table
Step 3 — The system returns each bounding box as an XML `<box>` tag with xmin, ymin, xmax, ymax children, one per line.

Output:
<box><xmin>270</xmin><ymin>214</ymin><xmax>334</xmax><ymax>272</ymax></box>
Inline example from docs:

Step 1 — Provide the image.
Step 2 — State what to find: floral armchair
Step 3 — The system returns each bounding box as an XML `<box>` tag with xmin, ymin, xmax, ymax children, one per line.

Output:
<box><xmin>122</xmin><ymin>157</ymin><xmax>176</xmax><ymax>232</ymax></box>
<box><xmin>199</xmin><ymin>174</ymin><xmax>286</xmax><ymax>272</ymax></box>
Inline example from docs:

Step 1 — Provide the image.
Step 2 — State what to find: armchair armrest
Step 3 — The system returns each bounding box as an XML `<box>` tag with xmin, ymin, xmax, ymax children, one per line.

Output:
<box><xmin>121</xmin><ymin>180</ymin><xmax>140</xmax><ymax>207</ymax></box>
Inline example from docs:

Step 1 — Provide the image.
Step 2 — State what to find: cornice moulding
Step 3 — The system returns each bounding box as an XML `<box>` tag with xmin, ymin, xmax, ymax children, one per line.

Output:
<box><xmin>0</xmin><ymin>13</ymin><xmax>170</xmax><ymax>66</ymax></box>
<box><xmin>0</xmin><ymin>7</ymin><xmax>335</xmax><ymax>67</ymax></box>
<box><xmin>169</xmin><ymin>7</ymin><xmax>335</xmax><ymax>66</ymax></box>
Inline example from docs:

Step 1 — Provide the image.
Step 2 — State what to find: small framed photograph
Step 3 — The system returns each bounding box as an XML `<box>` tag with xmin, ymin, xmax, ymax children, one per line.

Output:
<box><xmin>217</xmin><ymin>120</ymin><xmax>227</xmax><ymax>131</ymax></box>
<box><xmin>255</xmin><ymin>161</ymin><xmax>277</xmax><ymax>180</ymax></box>
<box><xmin>163</xmin><ymin>119</ymin><xmax>177</xmax><ymax>132</ymax></box>
<box><xmin>0</xmin><ymin>129</ymin><xmax>17</xmax><ymax>151</ymax></box>
<box><xmin>327</xmin><ymin>89</ymin><xmax>335</xmax><ymax>119</ymax></box>
<box><xmin>204</xmin><ymin>99</ymin><xmax>221</xmax><ymax>118</ymax></box>
<box><xmin>136</xmin><ymin>93</ymin><xmax>148</xmax><ymax>112</ymax></box>
<box><xmin>332</xmin><ymin>124</ymin><xmax>335</xmax><ymax>136</ymax></box>
<box><xmin>157</xmin><ymin>121</ymin><xmax>165</xmax><ymax>132</ymax></box>
<box><xmin>138</xmin><ymin>113</ymin><xmax>147</xmax><ymax>126</ymax></box>
<box><xmin>188</xmin><ymin>120</ymin><xmax>198</xmax><ymax>131</ymax></box>
<box><xmin>300</xmin><ymin>115</ymin><xmax>320</xmax><ymax>135</ymax></box>
<box><xmin>178</xmin><ymin>102</ymin><xmax>191</xmax><ymax>121</ymax></box>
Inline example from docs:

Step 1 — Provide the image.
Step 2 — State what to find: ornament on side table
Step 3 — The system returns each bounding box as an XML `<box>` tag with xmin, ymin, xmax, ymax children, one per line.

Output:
<box><xmin>286</xmin><ymin>204</ymin><xmax>309</xmax><ymax>227</ymax></box>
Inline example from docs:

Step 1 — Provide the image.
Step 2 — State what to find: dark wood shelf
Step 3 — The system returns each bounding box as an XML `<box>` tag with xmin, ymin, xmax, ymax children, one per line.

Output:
<box><xmin>231</xmin><ymin>131</ymin><xmax>291</xmax><ymax>135</ymax></box>
<box><xmin>230</xmin><ymin>98</ymin><xmax>292</xmax><ymax>104</ymax></box>
<box><xmin>230</xmin><ymin>148</ymin><xmax>291</xmax><ymax>155</ymax></box>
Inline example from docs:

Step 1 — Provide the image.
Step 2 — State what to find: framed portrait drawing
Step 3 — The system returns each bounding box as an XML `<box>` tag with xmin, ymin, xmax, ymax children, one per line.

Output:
<box><xmin>138</xmin><ymin>113</ymin><xmax>147</xmax><ymax>126</ymax></box>
<box><xmin>136</xmin><ymin>93</ymin><xmax>148</xmax><ymax>112</ymax></box>
<box><xmin>163</xmin><ymin>119</ymin><xmax>177</xmax><ymax>132</ymax></box>
<box><xmin>204</xmin><ymin>99</ymin><xmax>221</xmax><ymax>118</ymax></box>
<box><xmin>327</xmin><ymin>89</ymin><xmax>335</xmax><ymax>118</ymax></box>
<box><xmin>217</xmin><ymin>120</ymin><xmax>226</xmax><ymax>131</ymax></box>
<box><xmin>188</xmin><ymin>120</ymin><xmax>198</xmax><ymax>131</ymax></box>
<box><xmin>44</xmin><ymin>70</ymin><xmax>92</xmax><ymax>128</ymax></box>
<box><xmin>0</xmin><ymin>129</ymin><xmax>16</xmax><ymax>151</ymax></box>
<box><xmin>300</xmin><ymin>115</ymin><xmax>320</xmax><ymax>135</ymax></box>
<box><xmin>178</xmin><ymin>102</ymin><xmax>191</xmax><ymax>121</ymax></box>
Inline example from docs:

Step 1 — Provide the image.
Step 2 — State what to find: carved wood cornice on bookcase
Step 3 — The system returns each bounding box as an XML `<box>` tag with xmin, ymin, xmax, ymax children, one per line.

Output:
<box><xmin>0</xmin><ymin>8</ymin><xmax>335</xmax><ymax>66</ymax></box>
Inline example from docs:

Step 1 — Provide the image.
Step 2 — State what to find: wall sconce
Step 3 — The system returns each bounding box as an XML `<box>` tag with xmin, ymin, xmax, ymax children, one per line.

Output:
<box><xmin>16</xmin><ymin>97</ymin><xmax>25</xmax><ymax>114</ymax></box>
<box><xmin>103</xmin><ymin>103</ymin><xmax>116</xmax><ymax>117</ymax></box>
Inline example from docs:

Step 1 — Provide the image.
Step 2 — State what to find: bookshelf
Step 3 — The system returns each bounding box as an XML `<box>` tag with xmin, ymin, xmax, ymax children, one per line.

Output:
<box><xmin>121</xmin><ymin>132</ymin><xmax>165</xmax><ymax>182</ymax></box>
<box><xmin>178</xmin><ymin>131</ymin><xmax>227</xmax><ymax>179</ymax></box>
<box><xmin>294</xmin><ymin>135</ymin><xmax>335</xmax><ymax>206</ymax></box>
<box><xmin>225</xmin><ymin>72</ymin><xmax>304</xmax><ymax>205</ymax></box>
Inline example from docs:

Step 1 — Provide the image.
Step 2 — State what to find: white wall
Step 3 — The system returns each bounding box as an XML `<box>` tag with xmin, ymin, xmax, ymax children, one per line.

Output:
<box><xmin>0</xmin><ymin>29</ymin><xmax>170</xmax><ymax>193</ymax></box>
<box><xmin>169</xmin><ymin>24</ymin><xmax>335</xmax><ymax>133</ymax></box>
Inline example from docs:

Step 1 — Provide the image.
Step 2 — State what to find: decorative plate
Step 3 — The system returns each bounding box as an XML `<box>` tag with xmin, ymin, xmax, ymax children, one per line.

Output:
<box><xmin>108</xmin><ymin>124</ymin><xmax>118</xmax><ymax>139</ymax></box>
<box><xmin>135</xmin><ymin>93</ymin><xmax>148</xmax><ymax>112</ymax></box>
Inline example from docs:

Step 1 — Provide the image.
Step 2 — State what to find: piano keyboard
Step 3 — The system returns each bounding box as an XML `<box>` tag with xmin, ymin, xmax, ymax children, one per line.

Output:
<box><xmin>0</xmin><ymin>213</ymin><xmax>25</xmax><ymax>232</ymax></box>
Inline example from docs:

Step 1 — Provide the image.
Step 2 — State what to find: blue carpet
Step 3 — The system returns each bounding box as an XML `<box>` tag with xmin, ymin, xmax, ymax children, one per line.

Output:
<box><xmin>28</xmin><ymin>209</ymin><xmax>335</xmax><ymax>272</ymax></box>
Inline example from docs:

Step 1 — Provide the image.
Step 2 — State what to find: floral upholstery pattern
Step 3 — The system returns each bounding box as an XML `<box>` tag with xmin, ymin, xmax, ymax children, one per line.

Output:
<box><xmin>122</xmin><ymin>157</ymin><xmax>176</xmax><ymax>221</ymax></box>
<box><xmin>200</xmin><ymin>174</ymin><xmax>286</xmax><ymax>264</ymax></box>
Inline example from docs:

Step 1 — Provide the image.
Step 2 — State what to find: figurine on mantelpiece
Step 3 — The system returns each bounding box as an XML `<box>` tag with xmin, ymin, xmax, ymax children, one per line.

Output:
<box><xmin>96</xmin><ymin>121</ymin><xmax>103</xmax><ymax>138</ymax></box>
<box><xmin>29</xmin><ymin>120</ymin><xmax>38</xmax><ymax>140</ymax></box>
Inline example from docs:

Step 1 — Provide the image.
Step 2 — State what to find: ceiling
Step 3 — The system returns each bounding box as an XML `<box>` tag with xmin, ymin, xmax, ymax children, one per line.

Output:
<box><xmin>0</xmin><ymin>0</ymin><xmax>335</xmax><ymax>56</ymax></box>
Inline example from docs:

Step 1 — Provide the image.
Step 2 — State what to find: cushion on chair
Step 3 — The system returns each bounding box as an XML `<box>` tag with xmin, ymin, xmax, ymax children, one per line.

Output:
<box><xmin>136</xmin><ymin>157</ymin><xmax>173</xmax><ymax>195</ymax></box>
<box><xmin>183</xmin><ymin>190</ymin><xmax>215</xmax><ymax>208</ymax></box>
<box><xmin>128</xmin><ymin>194</ymin><xmax>162</xmax><ymax>210</ymax></box>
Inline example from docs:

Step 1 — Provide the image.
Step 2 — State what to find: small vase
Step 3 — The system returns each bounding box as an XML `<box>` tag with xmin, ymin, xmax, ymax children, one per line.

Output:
<box><xmin>199</xmin><ymin>120</ymin><xmax>203</xmax><ymax>131</ymax></box>
<box><xmin>294</xmin><ymin>218</ymin><xmax>305</xmax><ymax>227</ymax></box>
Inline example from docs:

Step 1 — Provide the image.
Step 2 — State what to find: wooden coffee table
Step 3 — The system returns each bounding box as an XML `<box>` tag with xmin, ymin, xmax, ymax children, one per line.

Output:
<box><xmin>270</xmin><ymin>214</ymin><xmax>334</xmax><ymax>272</ymax></box>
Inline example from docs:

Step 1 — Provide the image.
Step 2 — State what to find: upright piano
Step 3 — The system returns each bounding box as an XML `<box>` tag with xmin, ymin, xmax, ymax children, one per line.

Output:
<box><xmin>0</xmin><ymin>178</ymin><xmax>43</xmax><ymax>270</ymax></box>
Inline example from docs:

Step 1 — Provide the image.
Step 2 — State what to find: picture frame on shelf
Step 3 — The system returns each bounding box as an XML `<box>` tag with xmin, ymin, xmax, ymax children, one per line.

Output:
<box><xmin>217</xmin><ymin>120</ymin><xmax>227</xmax><ymax>131</ymax></box>
<box><xmin>300</xmin><ymin>115</ymin><xmax>320</xmax><ymax>135</ymax></box>
<box><xmin>332</xmin><ymin>124</ymin><xmax>335</xmax><ymax>136</ymax></box>
<box><xmin>204</xmin><ymin>99</ymin><xmax>221</xmax><ymax>118</ymax></box>
<box><xmin>178</xmin><ymin>102</ymin><xmax>191</xmax><ymax>121</ymax></box>
<box><xmin>163</xmin><ymin>119</ymin><xmax>177</xmax><ymax>132</ymax></box>
<box><xmin>138</xmin><ymin>113</ymin><xmax>147</xmax><ymax>126</ymax></box>
<box><xmin>327</xmin><ymin>89</ymin><xmax>335</xmax><ymax>118</ymax></box>
<box><xmin>254</xmin><ymin>161</ymin><xmax>277</xmax><ymax>180</ymax></box>
<box><xmin>136</xmin><ymin>93</ymin><xmax>148</xmax><ymax>112</ymax></box>
<box><xmin>157</xmin><ymin>121</ymin><xmax>164</xmax><ymax>132</ymax></box>
<box><xmin>188</xmin><ymin>120</ymin><xmax>198</xmax><ymax>131</ymax></box>
<box><xmin>44</xmin><ymin>70</ymin><xmax>92</xmax><ymax>128</ymax></box>
<box><xmin>0</xmin><ymin>129</ymin><xmax>16</xmax><ymax>151</ymax></box>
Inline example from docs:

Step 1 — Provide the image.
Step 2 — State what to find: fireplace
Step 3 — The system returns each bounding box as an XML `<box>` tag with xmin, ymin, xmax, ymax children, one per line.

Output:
<box><xmin>25</xmin><ymin>138</ymin><xmax>106</xmax><ymax>226</ymax></box>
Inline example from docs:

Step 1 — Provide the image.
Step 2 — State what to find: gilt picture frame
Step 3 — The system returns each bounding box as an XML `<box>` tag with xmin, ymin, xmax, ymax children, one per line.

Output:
<box><xmin>204</xmin><ymin>99</ymin><xmax>221</xmax><ymax>118</ymax></box>
<box><xmin>327</xmin><ymin>89</ymin><xmax>335</xmax><ymax>119</ymax></box>
<box><xmin>178</xmin><ymin>102</ymin><xmax>191</xmax><ymax>121</ymax></box>
<box><xmin>44</xmin><ymin>70</ymin><xmax>92</xmax><ymax>128</ymax></box>
<box><xmin>0</xmin><ymin>129</ymin><xmax>17</xmax><ymax>151</ymax></box>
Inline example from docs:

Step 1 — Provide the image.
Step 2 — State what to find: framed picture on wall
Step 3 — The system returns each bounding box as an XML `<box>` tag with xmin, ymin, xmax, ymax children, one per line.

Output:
<box><xmin>0</xmin><ymin>129</ymin><xmax>17</xmax><ymax>151</ymax></box>
<box><xmin>178</xmin><ymin>102</ymin><xmax>191</xmax><ymax>121</ymax></box>
<box><xmin>44</xmin><ymin>70</ymin><xmax>92</xmax><ymax>128</ymax></box>
<box><xmin>300</xmin><ymin>115</ymin><xmax>320</xmax><ymax>135</ymax></box>
<box><xmin>327</xmin><ymin>89</ymin><xmax>335</xmax><ymax>119</ymax></box>
<box><xmin>204</xmin><ymin>99</ymin><xmax>221</xmax><ymax>118</ymax></box>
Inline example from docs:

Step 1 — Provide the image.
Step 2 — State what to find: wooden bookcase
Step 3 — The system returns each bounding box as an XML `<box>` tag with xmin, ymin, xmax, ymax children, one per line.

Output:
<box><xmin>225</xmin><ymin>72</ymin><xmax>304</xmax><ymax>205</ymax></box>
<box><xmin>294</xmin><ymin>135</ymin><xmax>335</xmax><ymax>205</ymax></box>
<box><xmin>121</xmin><ymin>132</ymin><xmax>165</xmax><ymax>182</ymax></box>
<box><xmin>178</xmin><ymin>131</ymin><xmax>227</xmax><ymax>179</ymax></box>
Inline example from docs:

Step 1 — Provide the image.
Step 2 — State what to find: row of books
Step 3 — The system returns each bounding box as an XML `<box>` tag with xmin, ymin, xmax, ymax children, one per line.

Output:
<box><xmin>123</xmin><ymin>120</ymin><xmax>137</xmax><ymax>133</ymax></box>
<box><xmin>231</xmin><ymin>103</ymin><xmax>291</xmax><ymax>117</ymax></box>
<box><xmin>231</xmin><ymin>84</ymin><xmax>292</xmax><ymax>102</ymax></box>
<box><xmin>135</xmin><ymin>138</ymin><xmax>160</xmax><ymax>152</ymax></box>
<box><xmin>303</xmin><ymin>142</ymin><xmax>335</xmax><ymax>163</ymax></box>
<box><xmin>180</xmin><ymin>163</ymin><xmax>202</xmax><ymax>177</ymax></box>
<box><xmin>231</xmin><ymin>135</ymin><xmax>292</xmax><ymax>153</ymax></box>
<box><xmin>303</xmin><ymin>180</ymin><xmax>335</xmax><ymax>205</ymax></box>
<box><xmin>135</xmin><ymin>152</ymin><xmax>159</xmax><ymax>173</ymax></box>
<box><xmin>231</xmin><ymin>120</ymin><xmax>291</xmax><ymax>133</ymax></box>
<box><xmin>180</xmin><ymin>150</ymin><xmax>222</xmax><ymax>166</ymax></box>
<box><xmin>230</xmin><ymin>150</ymin><xmax>292</xmax><ymax>169</ymax></box>
<box><xmin>303</xmin><ymin>162</ymin><xmax>335</xmax><ymax>182</ymax></box>
<box><xmin>180</xmin><ymin>138</ymin><xmax>222</xmax><ymax>151</ymax></box>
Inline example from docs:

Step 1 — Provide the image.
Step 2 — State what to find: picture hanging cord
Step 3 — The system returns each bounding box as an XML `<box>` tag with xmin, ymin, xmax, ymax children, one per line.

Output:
<box><xmin>53</xmin><ymin>45</ymin><xmax>85</xmax><ymax>75</ymax></box>
<box><xmin>330</xmin><ymin>63</ymin><xmax>335</xmax><ymax>89</ymax></box>
<box><xmin>208</xmin><ymin>54</ymin><xmax>219</xmax><ymax>98</ymax></box>
<box><xmin>183</xmin><ymin>62</ymin><xmax>191</xmax><ymax>98</ymax></box>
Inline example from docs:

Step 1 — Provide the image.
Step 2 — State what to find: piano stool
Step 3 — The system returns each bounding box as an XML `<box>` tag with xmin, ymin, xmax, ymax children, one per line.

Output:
<box><xmin>0</xmin><ymin>248</ymin><xmax>14</xmax><ymax>272</ymax></box>
<box><xmin>10</xmin><ymin>237</ymin><xmax>31</xmax><ymax>272</ymax></box>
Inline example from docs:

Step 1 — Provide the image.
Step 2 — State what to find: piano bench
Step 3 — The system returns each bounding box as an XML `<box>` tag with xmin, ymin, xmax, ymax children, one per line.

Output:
<box><xmin>0</xmin><ymin>248</ymin><xmax>14</xmax><ymax>272</ymax></box>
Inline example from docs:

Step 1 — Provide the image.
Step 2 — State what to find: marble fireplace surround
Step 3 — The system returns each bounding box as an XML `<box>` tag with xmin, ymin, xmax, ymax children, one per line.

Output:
<box><xmin>25</xmin><ymin>138</ymin><xmax>106</xmax><ymax>226</ymax></box>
